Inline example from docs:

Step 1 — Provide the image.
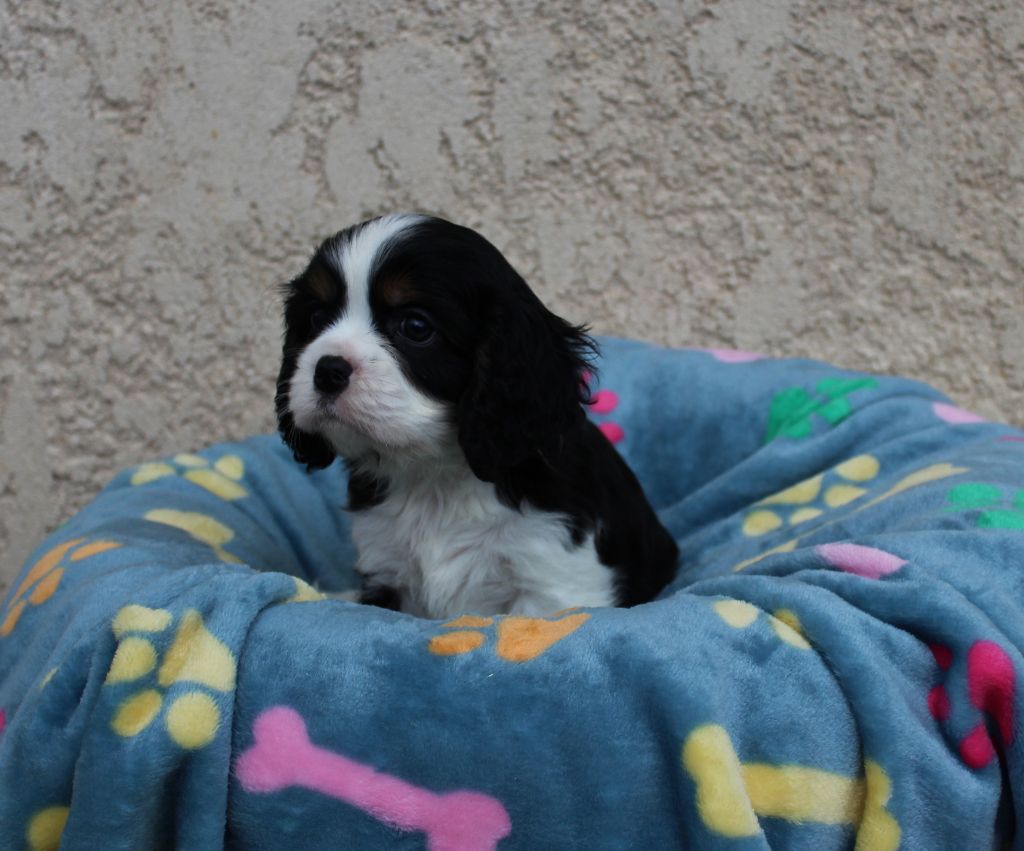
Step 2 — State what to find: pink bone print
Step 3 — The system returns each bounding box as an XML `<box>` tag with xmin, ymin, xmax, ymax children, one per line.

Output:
<box><xmin>236</xmin><ymin>707</ymin><xmax>511</xmax><ymax>851</ymax></box>
<box><xmin>702</xmin><ymin>348</ymin><xmax>765</xmax><ymax>364</ymax></box>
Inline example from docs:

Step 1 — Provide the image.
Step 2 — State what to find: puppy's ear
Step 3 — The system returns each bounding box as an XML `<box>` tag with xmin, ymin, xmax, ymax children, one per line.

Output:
<box><xmin>275</xmin><ymin>364</ymin><xmax>336</xmax><ymax>471</ymax></box>
<box><xmin>458</xmin><ymin>282</ymin><xmax>596</xmax><ymax>483</ymax></box>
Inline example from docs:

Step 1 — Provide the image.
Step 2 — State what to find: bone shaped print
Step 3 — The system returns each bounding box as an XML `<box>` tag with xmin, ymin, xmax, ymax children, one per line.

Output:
<box><xmin>236</xmin><ymin>706</ymin><xmax>511</xmax><ymax>851</ymax></box>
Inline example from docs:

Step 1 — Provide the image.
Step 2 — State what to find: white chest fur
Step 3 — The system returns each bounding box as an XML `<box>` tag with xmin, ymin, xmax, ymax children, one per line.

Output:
<box><xmin>351</xmin><ymin>465</ymin><xmax>616</xmax><ymax>618</ymax></box>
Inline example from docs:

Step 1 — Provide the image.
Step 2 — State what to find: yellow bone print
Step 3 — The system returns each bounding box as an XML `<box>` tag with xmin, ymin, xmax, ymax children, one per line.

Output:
<box><xmin>144</xmin><ymin>509</ymin><xmax>241</xmax><ymax>563</ymax></box>
<box><xmin>682</xmin><ymin>724</ymin><xmax>899</xmax><ymax>850</ymax></box>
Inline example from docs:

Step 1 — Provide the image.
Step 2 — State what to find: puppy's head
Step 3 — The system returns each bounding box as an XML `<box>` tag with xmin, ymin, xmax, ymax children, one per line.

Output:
<box><xmin>276</xmin><ymin>214</ymin><xmax>595</xmax><ymax>480</ymax></box>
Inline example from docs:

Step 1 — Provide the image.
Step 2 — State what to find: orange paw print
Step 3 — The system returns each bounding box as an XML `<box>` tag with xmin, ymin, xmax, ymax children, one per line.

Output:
<box><xmin>2</xmin><ymin>538</ymin><xmax>121</xmax><ymax>638</ymax></box>
<box><xmin>428</xmin><ymin>611</ymin><xmax>591</xmax><ymax>663</ymax></box>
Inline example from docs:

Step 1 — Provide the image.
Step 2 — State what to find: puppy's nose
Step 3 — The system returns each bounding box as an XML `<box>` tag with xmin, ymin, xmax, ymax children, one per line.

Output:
<box><xmin>314</xmin><ymin>355</ymin><xmax>353</xmax><ymax>395</ymax></box>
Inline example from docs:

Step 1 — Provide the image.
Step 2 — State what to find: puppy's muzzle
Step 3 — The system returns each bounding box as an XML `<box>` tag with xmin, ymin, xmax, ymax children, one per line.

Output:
<box><xmin>314</xmin><ymin>355</ymin><xmax>353</xmax><ymax>396</ymax></box>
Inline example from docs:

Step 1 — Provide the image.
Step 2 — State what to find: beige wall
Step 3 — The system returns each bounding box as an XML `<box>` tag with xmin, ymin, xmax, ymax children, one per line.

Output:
<box><xmin>2</xmin><ymin>0</ymin><xmax>1022</xmax><ymax>586</ymax></box>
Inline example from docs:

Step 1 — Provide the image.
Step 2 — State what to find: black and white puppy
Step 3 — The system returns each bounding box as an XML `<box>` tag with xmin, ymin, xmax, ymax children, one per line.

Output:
<box><xmin>276</xmin><ymin>214</ymin><xmax>678</xmax><ymax>618</ymax></box>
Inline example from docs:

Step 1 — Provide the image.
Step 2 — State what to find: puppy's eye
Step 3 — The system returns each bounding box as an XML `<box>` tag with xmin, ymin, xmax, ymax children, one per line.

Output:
<box><xmin>397</xmin><ymin>312</ymin><xmax>435</xmax><ymax>344</ymax></box>
<box><xmin>310</xmin><ymin>306</ymin><xmax>331</xmax><ymax>332</ymax></box>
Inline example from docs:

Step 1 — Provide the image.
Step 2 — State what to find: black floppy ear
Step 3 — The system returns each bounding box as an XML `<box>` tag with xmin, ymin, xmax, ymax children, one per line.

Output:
<box><xmin>275</xmin><ymin>361</ymin><xmax>336</xmax><ymax>471</ymax></box>
<box><xmin>458</xmin><ymin>284</ymin><xmax>596</xmax><ymax>483</ymax></box>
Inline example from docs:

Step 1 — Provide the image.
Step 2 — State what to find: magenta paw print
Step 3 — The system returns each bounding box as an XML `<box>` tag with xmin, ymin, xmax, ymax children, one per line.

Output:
<box><xmin>582</xmin><ymin>370</ymin><xmax>624</xmax><ymax>444</ymax></box>
<box><xmin>928</xmin><ymin>640</ymin><xmax>1016</xmax><ymax>769</ymax></box>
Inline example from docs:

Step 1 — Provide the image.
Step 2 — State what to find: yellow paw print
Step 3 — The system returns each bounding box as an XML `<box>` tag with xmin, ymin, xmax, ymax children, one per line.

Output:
<box><xmin>682</xmin><ymin>724</ymin><xmax>899</xmax><ymax>849</ymax></box>
<box><xmin>733</xmin><ymin>461</ymin><xmax>969</xmax><ymax>572</ymax></box>
<box><xmin>144</xmin><ymin>509</ymin><xmax>241</xmax><ymax>563</ymax></box>
<box><xmin>1</xmin><ymin>538</ymin><xmax>121</xmax><ymax>638</ymax></box>
<box><xmin>132</xmin><ymin>452</ymin><xmax>247</xmax><ymax>501</ymax></box>
<box><xmin>428</xmin><ymin>611</ymin><xmax>591</xmax><ymax>663</ymax></box>
<box><xmin>713</xmin><ymin>599</ymin><xmax>811</xmax><ymax>649</ymax></box>
<box><xmin>743</xmin><ymin>455</ymin><xmax>881</xmax><ymax>537</ymax></box>
<box><xmin>105</xmin><ymin>605</ymin><xmax>236</xmax><ymax>750</ymax></box>
<box><xmin>27</xmin><ymin>805</ymin><xmax>69</xmax><ymax>851</ymax></box>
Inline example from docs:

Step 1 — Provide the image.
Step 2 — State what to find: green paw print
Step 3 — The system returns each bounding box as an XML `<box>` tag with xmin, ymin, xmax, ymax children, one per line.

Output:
<box><xmin>131</xmin><ymin>452</ymin><xmax>247</xmax><ymax>500</ymax></box>
<box><xmin>765</xmin><ymin>378</ymin><xmax>878</xmax><ymax>443</ymax></box>
<box><xmin>946</xmin><ymin>483</ymin><xmax>1024</xmax><ymax>530</ymax></box>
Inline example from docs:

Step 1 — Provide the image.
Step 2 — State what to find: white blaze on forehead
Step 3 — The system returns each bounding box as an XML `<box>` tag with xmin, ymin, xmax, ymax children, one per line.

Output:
<box><xmin>289</xmin><ymin>212</ymin><xmax>449</xmax><ymax>457</ymax></box>
<box><xmin>330</xmin><ymin>213</ymin><xmax>423</xmax><ymax>318</ymax></box>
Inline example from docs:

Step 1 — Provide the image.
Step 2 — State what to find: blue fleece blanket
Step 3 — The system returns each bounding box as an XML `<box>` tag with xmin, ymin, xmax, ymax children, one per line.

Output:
<box><xmin>3</xmin><ymin>337</ymin><xmax>1024</xmax><ymax>850</ymax></box>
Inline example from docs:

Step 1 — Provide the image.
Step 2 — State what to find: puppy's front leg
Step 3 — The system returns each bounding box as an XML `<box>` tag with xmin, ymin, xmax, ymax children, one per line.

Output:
<box><xmin>359</xmin><ymin>580</ymin><xmax>403</xmax><ymax>611</ymax></box>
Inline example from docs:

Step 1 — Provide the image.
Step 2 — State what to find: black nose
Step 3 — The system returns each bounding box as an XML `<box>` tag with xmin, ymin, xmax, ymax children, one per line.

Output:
<box><xmin>314</xmin><ymin>355</ymin><xmax>353</xmax><ymax>395</ymax></box>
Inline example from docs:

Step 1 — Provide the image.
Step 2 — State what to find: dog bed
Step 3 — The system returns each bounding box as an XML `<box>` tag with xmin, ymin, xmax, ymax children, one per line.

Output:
<box><xmin>3</xmin><ymin>337</ymin><xmax>1024</xmax><ymax>850</ymax></box>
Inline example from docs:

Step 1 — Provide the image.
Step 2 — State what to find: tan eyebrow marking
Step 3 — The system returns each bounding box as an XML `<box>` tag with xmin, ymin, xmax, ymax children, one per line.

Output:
<box><xmin>375</xmin><ymin>275</ymin><xmax>418</xmax><ymax>307</ymax></box>
<box><xmin>306</xmin><ymin>265</ymin><xmax>339</xmax><ymax>302</ymax></box>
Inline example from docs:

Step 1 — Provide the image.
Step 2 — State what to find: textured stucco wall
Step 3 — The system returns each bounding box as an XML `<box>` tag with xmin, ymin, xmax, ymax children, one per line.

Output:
<box><xmin>2</xmin><ymin>1</ymin><xmax>1022</xmax><ymax>587</ymax></box>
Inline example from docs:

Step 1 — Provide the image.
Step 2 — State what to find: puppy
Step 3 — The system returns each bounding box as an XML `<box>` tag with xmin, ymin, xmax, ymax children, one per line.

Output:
<box><xmin>276</xmin><ymin>214</ymin><xmax>678</xmax><ymax>618</ymax></box>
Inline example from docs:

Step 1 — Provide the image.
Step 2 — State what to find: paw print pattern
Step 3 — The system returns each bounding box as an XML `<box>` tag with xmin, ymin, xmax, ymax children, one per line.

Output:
<box><xmin>27</xmin><ymin>806</ymin><xmax>70</xmax><ymax>851</ymax></box>
<box><xmin>743</xmin><ymin>455</ymin><xmax>881</xmax><ymax>538</ymax></box>
<box><xmin>765</xmin><ymin>377</ymin><xmax>878</xmax><ymax>443</ymax></box>
<box><xmin>682</xmin><ymin>724</ymin><xmax>899</xmax><ymax>848</ymax></box>
<box><xmin>105</xmin><ymin>605</ymin><xmax>236</xmax><ymax>750</ymax></box>
<box><xmin>143</xmin><ymin>509</ymin><xmax>241</xmax><ymax>563</ymax></box>
<box><xmin>581</xmin><ymin>370</ymin><xmax>624</xmax><ymax>444</ymax></box>
<box><xmin>946</xmin><ymin>483</ymin><xmax>1024</xmax><ymax>530</ymax></box>
<box><xmin>733</xmin><ymin>461</ymin><xmax>969</xmax><ymax>572</ymax></box>
<box><xmin>929</xmin><ymin>641</ymin><xmax>1016</xmax><ymax>769</ymax></box>
<box><xmin>1</xmin><ymin>538</ymin><xmax>121</xmax><ymax>638</ymax></box>
<box><xmin>712</xmin><ymin>599</ymin><xmax>811</xmax><ymax>650</ymax></box>
<box><xmin>131</xmin><ymin>452</ymin><xmax>247</xmax><ymax>501</ymax></box>
<box><xmin>428</xmin><ymin>612</ymin><xmax>591</xmax><ymax>663</ymax></box>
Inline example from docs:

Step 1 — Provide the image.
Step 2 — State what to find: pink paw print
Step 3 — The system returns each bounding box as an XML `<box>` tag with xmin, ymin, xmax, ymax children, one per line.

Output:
<box><xmin>928</xmin><ymin>640</ymin><xmax>1015</xmax><ymax>769</ymax></box>
<box><xmin>582</xmin><ymin>371</ymin><xmax>624</xmax><ymax>444</ymax></box>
